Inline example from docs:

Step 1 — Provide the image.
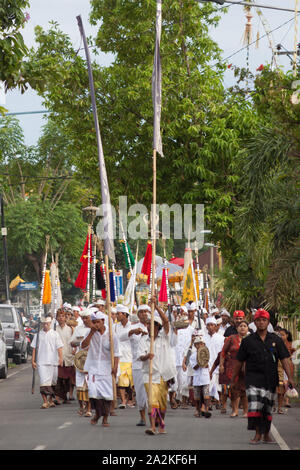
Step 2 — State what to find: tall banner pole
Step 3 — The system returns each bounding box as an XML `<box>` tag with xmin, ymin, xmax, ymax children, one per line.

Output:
<box><xmin>32</xmin><ymin>235</ymin><xmax>50</xmax><ymax>394</ymax></box>
<box><xmin>194</xmin><ymin>242</ymin><xmax>203</xmax><ymax>329</ymax></box>
<box><xmin>149</xmin><ymin>0</ymin><xmax>163</xmax><ymax>410</ymax></box>
<box><xmin>92</xmin><ymin>233</ymin><xmax>97</xmax><ymax>303</ymax></box>
<box><xmin>149</xmin><ymin>149</ymin><xmax>157</xmax><ymax>410</ymax></box>
<box><xmin>105</xmin><ymin>254</ymin><xmax>117</xmax><ymax>408</ymax></box>
<box><xmin>119</xmin><ymin>213</ymin><xmax>133</xmax><ymax>273</ymax></box>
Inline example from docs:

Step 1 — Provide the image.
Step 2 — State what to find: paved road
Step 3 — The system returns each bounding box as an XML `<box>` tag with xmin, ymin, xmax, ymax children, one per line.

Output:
<box><xmin>0</xmin><ymin>364</ymin><xmax>299</xmax><ymax>451</ymax></box>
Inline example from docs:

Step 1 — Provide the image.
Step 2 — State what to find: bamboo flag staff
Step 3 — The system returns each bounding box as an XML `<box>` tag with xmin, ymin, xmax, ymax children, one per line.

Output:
<box><xmin>96</xmin><ymin>238</ymin><xmax>107</xmax><ymax>294</ymax></box>
<box><xmin>77</xmin><ymin>15</ymin><xmax>116</xmax><ymax>266</ymax></box>
<box><xmin>294</xmin><ymin>0</ymin><xmax>299</xmax><ymax>77</ymax></box>
<box><xmin>203</xmin><ymin>265</ymin><xmax>211</xmax><ymax>315</ymax></box>
<box><xmin>86</xmin><ymin>225</ymin><xmax>92</xmax><ymax>304</ymax></box>
<box><xmin>32</xmin><ymin>235</ymin><xmax>50</xmax><ymax>394</ymax></box>
<box><xmin>105</xmin><ymin>254</ymin><xmax>117</xmax><ymax>408</ymax></box>
<box><xmin>194</xmin><ymin>242</ymin><xmax>203</xmax><ymax>330</ymax></box>
<box><xmin>119</xmin><ymin>212</ymin><xmax>135</xmax><ymax>274</ymax></box>
<box><xmin>77</xmin><ymin>15</ymin><xmax>117</xmax><ymax>408</ymax></box>
<box><xmin>160</xmin><ymin>236</ymin><xmax>172</xmax><ymax>322</ymax></box>
<box><xmin>129</xmin><ymin>243</ymin><xmax>139</xmax><ymax>315</ymax></box>
<box><xmin>39</xmin><ymin>235</ymin><xmax>50</xmax><ymax>318</ymax></box>
<box><xmin>149</xmin><ymin>0</ymin><xmax>163</xmax><ymax>411</ymax></box>
<box><xmin>92</xmin><ymin>232</ymin><xmax>97</xmax><ymax>302</ymax></box>
<box><xmin>111</xmin><ymin>262</ymin><xmax>118</xmax><ymax>303</ymax></box>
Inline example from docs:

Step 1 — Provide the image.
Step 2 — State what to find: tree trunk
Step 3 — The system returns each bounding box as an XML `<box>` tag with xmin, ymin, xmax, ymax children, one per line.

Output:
<box><xmin>25</xmin><ymin>253</ymin><xmax>42</xmax><ymax>282</ymax></box>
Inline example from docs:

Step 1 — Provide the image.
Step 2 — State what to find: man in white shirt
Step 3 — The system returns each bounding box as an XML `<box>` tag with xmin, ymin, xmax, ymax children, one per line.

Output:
<box><xmin>190</xmin><ymin>335</ymin><xmax>211</xmax><ymax>418</ymax></box>
<box><xmin>205</xmin><ymin>317</ymin><xmax>225</xmax><ymax>409</ymax></box>
<box><xmin>70</xmin><ymin>309</ymin><xmax>91</xmax><ymax>417</ymax></box>
<box><xmin>72</xmin><ymin>306</ymin><xmax>83</xmax><ymax>327</ymax></box>
<box><xmin>174</xmin><ymin>306</ymin><xmax>194</xmax><ymax>408</ymax></box>
<box><xmin>127</xmin><ymin>304</ymin><xmax>150</xmax><ymax>426</ymax></box>
<box><xmin>138</xmin><ymin>298</ymin><xmax>176</xmax><ymax>435</ymax></box>
<box><xmin>82</xmin><ymin>311</ymin><xmax>120</xmax><ymax>427</ymax></box>
<box><xmin>92</xmin><ymin>299</ymin><xmax>106</xmax><ymax>313</ymax></box>
<box><xmin>31</xmin><ymin>316</ymin><xmax>63</xmax><ymax>409</ymax></box>
<box><xmin>182</xmin><ymin>329</ymin><xmax>200</xmax><ymax>409</ymax></box>
<box><xmin>114</xmin><ymin>304</ymin><xmax>134</xmax><ymax>408</ymax></box>
<box><xmin>218</xmin><ymin>309</ymin><xmax>231</xmax><ymax>336</ymax></box>
<box><xmin>54</xmin><ymin>308</ymin><xmax>75</xmax><ymax>404</ymax></box>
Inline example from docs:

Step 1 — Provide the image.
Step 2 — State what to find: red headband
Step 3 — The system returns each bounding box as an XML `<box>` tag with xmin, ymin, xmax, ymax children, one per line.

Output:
<box><xmin>254</xmin><ymin>309</ymin><xmax>270</xmax><ymax>321</ymax></box>
<box><xmin>233</xmin><ymin>310</ymin><xmax>245</xmax><ymax>318</ymax></box>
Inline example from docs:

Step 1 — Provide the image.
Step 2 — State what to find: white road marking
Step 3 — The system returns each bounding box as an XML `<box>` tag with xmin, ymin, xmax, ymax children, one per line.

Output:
<box><xmin>0</xmin><ymin>364</ymin><xmax>31</xmax><ymax>383</ymax></box>
<box><xmin>34</xmin><ymin>445</ymin><xmax>46</xmax><ymax>450</ymax></box>
<box><xmin>58</xmin><ymin>421</ymin><xmax>73</xmax><ymax>430</ymax></box>
<box><xmin>271</xmin><ymin>423</ymin><xmax>290</xmax><ymax>450</ymax></box>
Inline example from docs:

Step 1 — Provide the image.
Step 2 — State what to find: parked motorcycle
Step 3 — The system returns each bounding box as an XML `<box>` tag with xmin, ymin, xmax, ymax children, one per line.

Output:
<box><xmin>24</xmin><ymin>326</ymin><xmax>36</xmax><ymax>356</ymax></box>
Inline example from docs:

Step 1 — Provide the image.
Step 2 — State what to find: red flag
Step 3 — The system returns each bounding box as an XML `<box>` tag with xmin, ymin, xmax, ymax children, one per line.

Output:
<box><xmin>75</xmin><ymin>233</ymin><xmax>92</xmax><ymax>290</ymax></box>
<box><xmin>80</xmin><ymin>233</ymin><xmax>92</xmax><ymax>263</ymax></box>
<box><xmin>100</xmin><ymin>265</ymin><xmax>107</xmax><ymax>299</ymax></box>
<box><xmin>158</xmin><ymin>268</ymin><xmax>168</xmax><ymax>303</ymax></box>
<box><xmin>75</xmin><ymin>259</ymin><xmax>88</xmax><ymax>289</ymax></box>
<box><xmin>141</xmin><ymin>241</ymin><xmax>152</xmax><ymax>285</ymax></box>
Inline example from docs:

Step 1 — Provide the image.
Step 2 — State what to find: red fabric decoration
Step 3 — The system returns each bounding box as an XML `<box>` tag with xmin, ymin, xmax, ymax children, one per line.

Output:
<box><xmin>141</xmin><ymin>241</ymin><xmax>152</xmax><ymax>285</ymax></box>
<box><xmin>100</xmin><ymin>265</ymin><xmax>107</xmax><ymax>299</ymax></box>
<box><xmin>75</xmin><ymin>233</ymin><xmax>92</xmax><ymax>290</ymax></box>
<box><xmin>80</xmin><ymin>233</ymin><xmax>92</xmax><ymax>263</ymax></box>
<box><xmin>233</xmin><ymin>310</ymin><xmax>245</xmax><ymax>318</ymax></box>
<box><xmin>254</xmin><ymin>309</ymin><xmax>270</xmax><ymax>320</ymax></box>
<box><xmin>74</xmin><ymin>259</ymin><xmax>88</xmax><ymax>289</ymax></box>
<box><xmin>158</xmin><ymin>268</ymin><xmax>168</xmax><ymax>303</ymax></box>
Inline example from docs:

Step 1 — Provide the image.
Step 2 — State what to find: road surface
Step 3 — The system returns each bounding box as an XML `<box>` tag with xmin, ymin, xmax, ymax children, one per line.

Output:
<box><xmin>0</xmin><ymin>363</ymin><xmax>299</xmax><ymax>451</ymax></box>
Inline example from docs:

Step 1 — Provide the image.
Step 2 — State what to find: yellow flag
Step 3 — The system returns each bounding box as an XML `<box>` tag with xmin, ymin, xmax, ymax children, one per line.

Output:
<box><xmin>9</xmin><ymin>275</ymin><xmax>25</xmax><ymax>290</ymax></box>
<box><xmin>181</xmin><ymin>264</ymin><xmax>196</xmax><ymax>305</ymax></box>
<box><xmin>42</xmin><ymin>270</ymin><xmax>52</xmax><ymax>305</ymax></box>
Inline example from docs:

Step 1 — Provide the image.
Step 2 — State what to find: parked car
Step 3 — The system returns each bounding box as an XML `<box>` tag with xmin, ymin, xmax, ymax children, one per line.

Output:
<box><xmin>0</xmin><ymin>304</ymin><xmax>28</xmax><ymax>364</ymax></box>
<box><xmin>0</xmin><ymin>319</ymin><xmax>8</xmax><ymax>379</ymax></box>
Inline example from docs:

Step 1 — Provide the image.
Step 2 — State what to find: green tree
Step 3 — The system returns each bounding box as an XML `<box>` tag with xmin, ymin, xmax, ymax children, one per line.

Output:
<box><xmin>25</xmin><ymin>3</ymin><xmax>260</xmax><ymax>244</ymax></box>
<box><xmin>0</xmin><ymin>116</ymin><xmax>93</xmax><ymax>294</ymax></box>
<box><xmin>0</xmin><ymin>0</ymin><xmax>30</xmax><ymax>105</ymax></box>
<box><xmin>217</xmin><ymin>67</ymin><xmax>300</xmax><ymax>316</ymax></box>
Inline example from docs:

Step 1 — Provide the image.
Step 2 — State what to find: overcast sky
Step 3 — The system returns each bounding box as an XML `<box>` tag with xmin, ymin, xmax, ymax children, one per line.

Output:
<box><xmin>4</xmin><ymin>0</ymin><xmax>298</xmax><ymax>145</ymax></box>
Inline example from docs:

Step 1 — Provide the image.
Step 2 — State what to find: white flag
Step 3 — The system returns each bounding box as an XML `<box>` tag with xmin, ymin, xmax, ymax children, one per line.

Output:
<box><xmin>152</xmin><ymin>0</ymin><xmax>163</xmax><ymax>157</ymax></box>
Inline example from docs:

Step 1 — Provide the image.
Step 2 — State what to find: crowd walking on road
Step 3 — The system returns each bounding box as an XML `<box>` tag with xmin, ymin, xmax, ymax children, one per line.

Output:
<box><xmin>31</xmin><ymin>298</ymin><xmax>297</xmax><ymax>445</ymax></box>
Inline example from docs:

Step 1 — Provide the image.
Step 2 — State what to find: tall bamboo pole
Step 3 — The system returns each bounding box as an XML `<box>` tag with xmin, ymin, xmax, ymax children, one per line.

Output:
<box><xmin>39</xmin><ymin>235</ymin><xmax>50</xmax><ymax>318</ymax></box>
<box><xmin>86</xmin><ymin>225</ymin><xmax>92</xmax><ymax>304</ymax></box>
<box><xmin>105</xmin><ymin>254</ymin><xmax>117</xmax><ymax>408</ymax></box>
<box><xmin>294</xmin><ymin>0</ymin><xmax>299</xmax><ymax>77</ymax></box>
<box><xmin>92</xmin><ymin>232</ymin><xmax>97</xmax><ymax>302</ymax></box>
<box><xmin>148</xmin><ymin>148</ymin><xmax>157</xmax><ymax>410</ymax></box>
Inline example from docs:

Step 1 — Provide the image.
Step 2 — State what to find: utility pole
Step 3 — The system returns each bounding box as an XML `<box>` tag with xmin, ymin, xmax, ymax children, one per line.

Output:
<box><xmin>0</xmin><ymin>195</ymin><xmax>10</xmax><ymax>303</ymax></box>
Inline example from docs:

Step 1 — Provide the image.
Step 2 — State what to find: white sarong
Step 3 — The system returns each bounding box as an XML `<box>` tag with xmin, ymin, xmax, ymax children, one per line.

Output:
<box><xmin>37</xmin><ymin>364</ymin><xmax>58</xmax><ymax>387</ymax></box>
<box><xmin>132</xmin><ymin>369</ymin><xmax>148</xmax><ymax>410</ymax></box>
<box><xmin>87</xmin><ymin>373</ymin><xmax>113</xmax><ymax>401</ymax></box>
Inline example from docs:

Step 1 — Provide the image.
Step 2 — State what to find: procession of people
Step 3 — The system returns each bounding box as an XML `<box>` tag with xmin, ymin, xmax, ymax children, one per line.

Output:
<box><xmin>31</xmin><ymin>296</ymin><xmax>296</xmax><ymax>444</ymax></box>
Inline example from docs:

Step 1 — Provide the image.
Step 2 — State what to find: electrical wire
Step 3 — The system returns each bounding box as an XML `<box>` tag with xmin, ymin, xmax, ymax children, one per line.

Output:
<box><xmin>211</xmin><ymin>12</ymin><xmax>300</xmax><ymax>68</ymax></box>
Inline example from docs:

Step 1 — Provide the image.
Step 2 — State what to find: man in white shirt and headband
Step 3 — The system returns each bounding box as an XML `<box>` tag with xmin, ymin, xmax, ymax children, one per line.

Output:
<box><xmin>31</xmin><ymin>316</ymin><xmax>63</xmax><ymax>409</ymax></box>
<box><xmin>127</xmin><ymin>304</ymin><xmax>150</xmax><ymax>426</ymax></box>
<box><xmin>115</xmin><ymin>304</ymin><xmax>134</xmax><ymax>408</ymax></box>
<box><xmin>175</xmin><ymin>305</ymin><xmax>195</xmax><ymax>408</ymax></box>
<box><xmin>70</xmin><ymin>308</ymin><xmax>92</xmax><ymax>417</ymax></box>
<box><xmin>205</xmin><ymin>316</ymin><xmax>224</xmax><ymax>410</ymax></box>
<box><xmin>138</xmin><ymin>298</ymin><xmax>176</xmax><ymax>435</ymax></box>
<box><xmin>82</xmin><ymin>311</ymin><xmax>120</xmax><ymax>427</ymax></box>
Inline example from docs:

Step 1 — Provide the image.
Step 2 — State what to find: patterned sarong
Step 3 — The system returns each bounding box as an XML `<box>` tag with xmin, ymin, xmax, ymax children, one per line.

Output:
<box><xmin>246</xmin><ymin>385</ymin><xmax>276</xmax><ymax>434</ymax></box>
